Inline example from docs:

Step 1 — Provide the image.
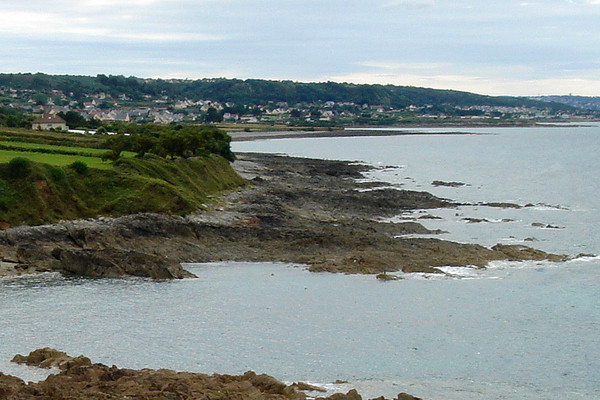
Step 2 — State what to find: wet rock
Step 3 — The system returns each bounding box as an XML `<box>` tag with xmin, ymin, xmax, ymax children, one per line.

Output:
<box><xmin>479</xmin><ymin>202</ymin><xmax>522</xmax><ymax>209</ymax></box>
<box><xmin>417</xmin><ymin>214</ymin><xmax>442</xmax><ymax>220</ymax></box>
<box><xmin>0</xmin><ymin>373</ymin><xmax>26</xmax><ymax>397</ymax></box>
<box><xmin>291</xmin><ymin>382</ymin><xmax>328</xmax><ymax>392</ymax></box>
<box><xmin>243</xmin><ymin>371</ymin><xmax>289</xmax><ymax>395</ymax></box>
<box><xmin>376</xmin><ymin>273</ymin><xmax>401</xmax><ymax>281</ymax></box>
<box><xmin>12</xmin><ymin>348</ymin><xmax>91</xmax><ymax>371</ymax></box>
<box><xmin>431</xmin><ymin>180</ymin><xmax>467</xmax><ymax>187</ymax></box>
<box><xmin>393</xmin><ymin>222</ymin><xmax>442</xmax><ymax>235</ymax></box>
<box><xmin>5</xmin><ymin>349</ymin><xmax>309</xmax><ymax>400</ymax></box>
<box><xmin>319</xmin><ymin>389</ymin><xmax>363</xmax><ymax>400</ymax></box>
<box><xmin>52</xmin><ymin>248</ymin><xmax>196</xmax><ymax>279</ymax></box>
<box><xmin>2</xmin><ymin>349</ymin><xmax>429</xmax><ymax>400</ymax></box>
<box><xmin>463</xmin><ymin>217</ymin><xmax>489</xmax><ymax>223</ymax></box>
<box><xmin>16</xmin><ymin>244</ymin><xmax>61</xmax><ymax>271</ymax></box>
<box><xmin>396</xmin><ymin>393</ymin><xmax>423</xmax><ymax>400</ymax></box>
<box><xmin>491</xmin><ymin>244</ymin><xmax>567</xmax><ymax>262</ymax></box>
<box><xmin>531</xmin><ymin>222</ymin><xmax>565</xmax><ymax>229</ymax></box>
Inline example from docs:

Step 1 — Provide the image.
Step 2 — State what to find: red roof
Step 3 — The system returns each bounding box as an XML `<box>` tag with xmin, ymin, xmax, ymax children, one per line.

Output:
<box><xmin>32</xmin><ymin>114</ymin><xmax>66</xmax><ymax>124</ymax></box>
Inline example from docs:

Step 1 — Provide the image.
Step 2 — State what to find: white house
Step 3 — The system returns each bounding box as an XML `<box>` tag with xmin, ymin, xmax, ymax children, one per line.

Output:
<box><xmin>31</xmin><ymin>114</ymin><xmax>68</xmax><ymax>131</ymax></box>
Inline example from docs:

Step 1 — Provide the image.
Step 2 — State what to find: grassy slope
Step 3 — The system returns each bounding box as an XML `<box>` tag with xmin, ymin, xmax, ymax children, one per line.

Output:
<box><xmin>0</xmin><ymin>154</ymin><xmax>245</xmax><ymax>227</ymax></box>
<box><xmin>0</xmin><ymin>149</ymin><xmax>111</xmax><ymax>169</ymax></box>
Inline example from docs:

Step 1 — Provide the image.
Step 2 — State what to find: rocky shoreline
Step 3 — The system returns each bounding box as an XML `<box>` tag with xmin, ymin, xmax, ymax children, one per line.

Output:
<box><xmin>1</xmin><ymin>348</ymin><xmax>421</xmax><ymax>400</ymax></box>
<box><xmin>0</xmin><ymin>152</ymin><xmax>565</xmax><ymax>279</ymax></box>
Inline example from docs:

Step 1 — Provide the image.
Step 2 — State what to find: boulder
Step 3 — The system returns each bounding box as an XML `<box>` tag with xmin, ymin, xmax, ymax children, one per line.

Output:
<box><xmin>11</xmin><ymin>348</ymin><xmax>91</xmax><ymax>371</ymax></box>
<box><xmin>320</xmin><ymin>389</ymin><xmax>362</xmax><ymax>400</ymax></box>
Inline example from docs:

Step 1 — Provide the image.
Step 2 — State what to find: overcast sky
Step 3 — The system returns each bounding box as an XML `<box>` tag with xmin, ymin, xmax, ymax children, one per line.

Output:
<box><xmin>1</xmin><ymin>0</ymin><xmax>599</xmax><ymax>96</ymax></box>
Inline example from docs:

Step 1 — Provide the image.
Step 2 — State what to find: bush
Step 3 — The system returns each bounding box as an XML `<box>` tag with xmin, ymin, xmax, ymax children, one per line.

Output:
<box><xmin>100</xmin><ymin>150</ymin><xmax>120</xmax><ymax>162</ymax></box>
<box><xmin>69</xmin><ymin>160</ymin><xmax>89</xmax><ymax>174</ymax></box>
<box><xmin>48</xmin><ymin>166</ymin><xmax>66</xmax><ymax>181</ymax></box>
<box><xmin>7</xmin><ymin>157</ymin><xmax>32</xmax><ymax>179</ymax></box>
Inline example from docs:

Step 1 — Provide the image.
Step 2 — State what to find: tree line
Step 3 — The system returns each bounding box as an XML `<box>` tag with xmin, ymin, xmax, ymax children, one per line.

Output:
<box><xmin>101</xmin><ymin>124</ymin><xmax>235</xmax><ymax>162</ymax></box>
<box><xmin>0</xmin><ymin>73</ymin><xmax>575</xmax><ymax>111</ymax></box>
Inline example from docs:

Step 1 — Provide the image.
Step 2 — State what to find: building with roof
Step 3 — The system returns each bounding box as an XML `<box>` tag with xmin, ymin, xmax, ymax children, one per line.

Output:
<box><xmin>31</xmin><ymin>114</ymin><xmax>68</xmax><ymax>131</ymax></box>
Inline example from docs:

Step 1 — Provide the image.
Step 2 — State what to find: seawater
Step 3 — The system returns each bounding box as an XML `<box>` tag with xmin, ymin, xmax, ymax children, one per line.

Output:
<box><xmin>1</xmin><ymin>126</ymin><xmax>599</xmax><ymax>400</ymax></box>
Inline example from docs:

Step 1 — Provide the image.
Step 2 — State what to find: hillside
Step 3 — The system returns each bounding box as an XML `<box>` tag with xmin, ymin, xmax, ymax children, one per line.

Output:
<box><xmin>0</xmin><ymin>72</ymin><xmax>574</xmax><ymax>110</ymax></box>
<box><xmin>0</xmin><ymin>124</ymin><xmax>243</xmax><ymax>228</ymax></box>
<box><xmin>532</xmin><ymin>95</ymin><xmax>600</xmax><ymax>111</ymax></box>
<box><xmin>0</xmin><ymin>154</ymin><xmax>244</xmax><ymax>228</ymax></box>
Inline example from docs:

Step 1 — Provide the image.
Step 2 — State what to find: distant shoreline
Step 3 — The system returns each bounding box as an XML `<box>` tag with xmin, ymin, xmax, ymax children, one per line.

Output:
<box><xmin>228</xmin><ymin>128</ymin><xmax>479</xmax><ymax>141</ymax></box>
<box><xmin>228</xmin><ymin>122</ymin><xmax>593</xmax><ymax>141</ymax></box>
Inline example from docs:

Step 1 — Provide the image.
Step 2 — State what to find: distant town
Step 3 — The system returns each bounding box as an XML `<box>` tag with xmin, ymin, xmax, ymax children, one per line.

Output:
<box><xmin>0</xmin><ymin>74</ymin><xmax>598</xmax><ymax>130</ymax></box>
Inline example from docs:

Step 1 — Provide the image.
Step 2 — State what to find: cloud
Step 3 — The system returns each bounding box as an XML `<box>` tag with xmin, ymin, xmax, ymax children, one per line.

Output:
<box><xmin>1</xmin><ymin>0</ymin><xmax>599</xmax><ymax>96</ymax></box>
<box><xmin>0</xmin><ymin>9</ymin><xmax>222</xmax><ymax>42</ymax></box>
<box><xmin>328</xmin><ymin>70</ymin><xmax>600</xmax><ymax>96</ymax></box>
<box><xmin>382</xmin><ymin>0</ymin><xmax>435</xmax><ymax>8</ymax></box>
<box><xmin>325</xmin><ymin>60</ymin><xmax>600</xmax><ymax>96</ymax></box>
<box><xmin>357</xmin><ymin>61</ymin><xmax>449</xmax><ymax>71</ymax></box>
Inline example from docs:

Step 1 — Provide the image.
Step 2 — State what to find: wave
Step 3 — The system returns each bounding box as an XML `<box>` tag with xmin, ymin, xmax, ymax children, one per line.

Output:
<box><xmin>396</xmin><ymin>254</ymin><xmax>598</xmax><ymax>281</ymax></box>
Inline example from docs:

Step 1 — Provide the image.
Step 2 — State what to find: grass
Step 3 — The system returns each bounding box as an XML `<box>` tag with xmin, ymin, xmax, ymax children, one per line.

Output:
<box><xmin>0</xmin><ymin>154</ymin><xmax>245</xmax><ymax>227</ymax></box>
<box><xmin>0</xmin><ymin>128</ymin><xmax>137</xmax><ymax>166</ymax></box>
<box><xmin>0</xmin><ymin>126</ymin><xmax>246</xmax><ymax>227</ymax></box>
<box><xmin>0</xmin><ymin>140</ymin><xmax>137</xmax><ymax>158</ymax></box>
<box><xmin>0</xmin><ymin>149</ymin><xmax>112</xmax><ymax>169</ymax></box>
<box><xmin>0</xmin><ymin>127</ymin><xmax>101</xmax><ymax>147</ymax></box>
<box><xmin>0</xmin><ymin>140</ymin><xmax>108</xmax><ymax>154</ymax></box>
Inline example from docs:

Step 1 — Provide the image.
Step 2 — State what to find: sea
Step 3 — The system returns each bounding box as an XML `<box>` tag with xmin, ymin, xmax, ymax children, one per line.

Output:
<box><xmin>1</xmin><ymin>124</ymin><xmax>599</xmax><ymax>399</ymax></box>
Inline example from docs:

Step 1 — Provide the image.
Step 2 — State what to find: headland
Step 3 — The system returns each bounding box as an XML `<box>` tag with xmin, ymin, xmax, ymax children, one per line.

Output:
<box><xmin>0</xmin><ymin>152</ymin><xmax>565</xmax><ymax>279</ymax></box>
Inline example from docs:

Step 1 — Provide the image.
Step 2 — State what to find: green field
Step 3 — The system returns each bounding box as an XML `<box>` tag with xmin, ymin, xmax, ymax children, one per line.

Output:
<box><xmin>0</xmin><ymin>149</ymin><xmax>112</xmax><ymax>169</ymax></box>
<box><xmin>0</xmin><ymin>141</ymin><xmax>136</xmax><ymax>158</ymax></box>
<box><xmin>0</xmin><ymin>140</ymin><xmax>106</xmax><ymax>154</ymax></box>
<box><xmin>0</xmin><ymin>126</ymin><xmax>244</xmax><ymax>227</ymax></box>
<box><xmin>0</xmin><ymin>129</ymin><xmax>138</xmax><ymax>168</ymax></box>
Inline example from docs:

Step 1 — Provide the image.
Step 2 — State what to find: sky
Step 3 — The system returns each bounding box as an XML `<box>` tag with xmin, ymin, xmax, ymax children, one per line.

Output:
<box><xmin>1</xmin><ymin>0</ymin><xmax>600</xmax><ymax>96</ymax></box>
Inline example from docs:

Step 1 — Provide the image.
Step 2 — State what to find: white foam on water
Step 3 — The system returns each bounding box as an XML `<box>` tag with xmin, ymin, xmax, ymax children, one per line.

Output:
<box><xmin>486</xmin><ymin>259</ymin><xmax>563</xmax><ymax>271</ymax></box>
<box><xmin>0</xmin><ymin>361</ymin><xmax>58</xmax><ymax>383</ymax></box>
<box><xmin>566</xmin><ymin>254</ymin><xmax>600</xmax><ymax>263</ymax></box>
<box><xmin>356</xmin><ymin>186</ymin><xmax>402</xmax><ymax>193</ymax></box>
<box><xmin>435</xmin><ymin>266</ymin><xmax>481</xmax><ymax>278</ymax></box>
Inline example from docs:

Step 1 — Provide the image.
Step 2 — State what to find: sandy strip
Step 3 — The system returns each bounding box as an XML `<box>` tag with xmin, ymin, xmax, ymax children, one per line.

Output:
<box><xmin>228</xmin><ymin>129</ymin><xmax>476</xmax><ymax>141</ymax></box>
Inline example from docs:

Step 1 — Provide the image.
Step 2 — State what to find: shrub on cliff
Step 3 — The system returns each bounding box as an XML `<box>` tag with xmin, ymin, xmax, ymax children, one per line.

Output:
<box><xmin>6</xmin><ymin>157</ymin><xmax>33</xmax><ymax>179</ymax></box>
<box><xmin>69</xmin><ymin>161</ymin><xmax>89</xmax><ymax>175</ymax></box>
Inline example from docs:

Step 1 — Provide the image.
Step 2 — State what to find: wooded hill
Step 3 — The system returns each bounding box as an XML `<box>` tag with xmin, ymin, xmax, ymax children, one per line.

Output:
<box><xmin>0</xmin><ymin>73</ymin><xmax>572</xmax><ymax>111</ymax></box>
<box><xmin>531</xmin><ymin>95</ymin><xmax>600</xmax><ymax>111</ymax></box>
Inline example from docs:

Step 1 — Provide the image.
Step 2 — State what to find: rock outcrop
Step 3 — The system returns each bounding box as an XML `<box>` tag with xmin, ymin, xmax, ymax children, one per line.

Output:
<box><xmin>0</xmin><ymin>153</ymin><xmax>567</xmax><ymax>279</ymax></box>
<box><xmin>12</xmin><ymin>347</ymin><xmax>91</xmax><ymax>371</ymax></box>
<box><xmin>51</xmin><ymin>248</ymin><xmax>195</xmax><ymax>279</ymax></box>
<box><xmin>1</xmin><ymin>349</ymin><xmax>420</xmax><ymax>400</ymax></box>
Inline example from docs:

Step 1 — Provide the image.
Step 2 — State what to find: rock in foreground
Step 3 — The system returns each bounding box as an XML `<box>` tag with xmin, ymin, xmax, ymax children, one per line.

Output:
<box><xmin>1</xmin><ymin>349</ymin><xmax>421</xmax><ymax>400</ymax></box>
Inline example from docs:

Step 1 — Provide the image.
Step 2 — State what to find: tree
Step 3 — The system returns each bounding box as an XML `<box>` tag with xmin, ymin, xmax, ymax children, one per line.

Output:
<box><xmin>33</xmin><ymin>93</ymin><xmax>48</xmax><ymax>106</ymax></box>
<box><xmin>102</xmin><ymin>135</ymin><xmax>127</xmax><ymax>160</ymax></box>
<box><xmin>204</xmin><ymin>107</ymin><xmax>223</xmax><ymax>123</ymax></box>
<box><xmin>58</xmin><ymin>111</ymin><xmax>88</xmax><ymax>128</ymax></box>
<box><xmin>132</xmin><ymin>134</ymin><xmax>158</xmax><ymax>157</ymax></box>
